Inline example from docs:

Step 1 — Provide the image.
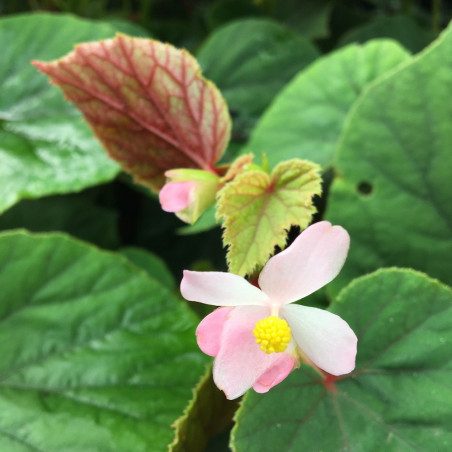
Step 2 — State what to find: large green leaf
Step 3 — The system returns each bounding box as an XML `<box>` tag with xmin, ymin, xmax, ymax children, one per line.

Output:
<box><xmin>0</xmin><ymin>13</ymin><xmax>120</xmax><ymax>215</ymax></box>
<box><xmin>325</xmin><ymin>22</ymin><xmax>452</xmax><ymax>294</ymax></box>
<box><xmin>0</xmin><ymin>231</ymin><xmax>207</xmax><ymax>451</ymax></box>
<box><xmin>197</xmin><ymin>18</ymin><xmax>319</xmax><ymax>142</ymax></box>
<box><xmin>243</xmin><ymin>40</ymin><xmax>410</xmax><ymax>168</ymax></box>
<box><xmin>0</xmin><ymin>192</ymin><xmax>120</xmax><ymax>249</ymax></box>
<box><xmin>232</xmin><ymin>268</ymin><xmax>452</xmax><ymax>451</ymax></box>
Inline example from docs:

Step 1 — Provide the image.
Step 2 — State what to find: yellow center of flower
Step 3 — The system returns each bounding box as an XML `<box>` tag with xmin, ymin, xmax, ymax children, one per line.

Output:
<box><xmin>252</xmin><ymin>316</ymin><xmax>291</xmax><ymax>354</ymax></box>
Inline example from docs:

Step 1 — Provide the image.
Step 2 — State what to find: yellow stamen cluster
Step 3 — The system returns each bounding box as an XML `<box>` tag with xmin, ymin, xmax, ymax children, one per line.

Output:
<box><xmin>253</xmin><ymin>316</ymin><xmax>291</xmax><ymax>354</ymax></box>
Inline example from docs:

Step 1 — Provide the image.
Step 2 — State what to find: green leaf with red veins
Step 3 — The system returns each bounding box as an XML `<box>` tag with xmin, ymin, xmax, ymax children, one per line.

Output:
<box><xmin>33</xmin><ymin>34</ymin><xmax>231</xmax><ymax>190</ymax></box>
<box><xmin>231</xmin><ymin>269</ymin><xmax>452</xmax><ymax>452</ymax></box>
<box><xmin>217</xmin><ymin>159</ymin><xmax>321</xmax><ymax>276</ymax></box>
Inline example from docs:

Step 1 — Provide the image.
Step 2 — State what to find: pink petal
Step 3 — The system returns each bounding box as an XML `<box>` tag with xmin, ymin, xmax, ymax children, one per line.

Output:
<box><xmin>283</xmin><ymin>304</ymin><xmax>357</xmax><ymax>376</ymax></box>
<box><xmin>252</xmin><ymin>354</ymin><xmax>295</xmax><ymax>393</ymax></box>
<box><xmin>213</xmin><ymin>306</ymin><xmax>294</xmax><ymax>400</ymax></box>
<box><xmin>181</xmin><ymin>270</ymin><xmax>270</xmax><ymax>307</ymax></box>
<box><xmin>159</xmin><ymin>181</ymin><xmax>194</xmax><ymax>212</ymax></box>
<box><xmin>258</xmin><ymin>221</ymin><xmax>350</xmax><ymax>304</ymax></box>
<box><xmin>196</xmin><ymin>307</ymin><xmax>233</xmax><ymax>357</ymax></box>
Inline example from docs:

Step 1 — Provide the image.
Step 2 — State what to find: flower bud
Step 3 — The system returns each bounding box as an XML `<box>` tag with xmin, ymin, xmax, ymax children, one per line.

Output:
<box><xmin>159</xmin><ymin>169</ymin><xmax>220</xmax><ymax>224</ymax></box>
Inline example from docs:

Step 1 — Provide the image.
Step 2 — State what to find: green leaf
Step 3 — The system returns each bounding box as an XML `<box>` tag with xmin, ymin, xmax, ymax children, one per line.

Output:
<box><xmin>121</xmin><ymin>246</ymin><xmax>176</xmax><ymax>290</ymax></box>
<box><xmin>0</xmin><ymin>13</ymin><xmax>120</xmax><ymax>215</ymax></box>
<box><xmin>105</xmin><ymin>18</ymin><xmax>151</xmax><ymax>37</ymax></box>
<box><xmin>170</xmin><ymin>365</ymin><xmax>238</xmax><ymax>452</ymax></box>
<box><xmin>197</xmin><ymin>18</ymin><xmax>319</xmax><ymax>121</ymax></box>
<box><xmin>338</xmin><ymin>15</ymin><xmax>434</xmax><ymax>53</ymax></box>
<box><xmin>232</xmin><ymin>268</ymin><xmax>452</xmax><ymax>451</ymax></box>
<box><xmin>34</xmin><ymin>34</ymin><xmax>231</xmax><ymax>191</ymax></box>
<box><xmin>325</xmin><ymin>22</ymin><xmax>452</xmax><ymax>294</ymax></box>
<box><xmin>243</xmin><ymin>40</ymin><xmax>410</xmax><ymax>168</ymax></box>
<box><xmin>0</xmin><ymin>192</ymin><xmax>120</xmax><ymax>249</ymax></box>
<box><xmin>206</xmin><ymin>0</ymin><xmax>261</xmax><ymax>29</ymax></box>
<box><xmin>217</xmin><ymin>159</ymin><xmax>321</xmax><ymax>276</ymax></box>
<box><xmin>0</xmin><ymin>231</ymin><xmax>207</xmax><ymax>451</ymax></box>
<box><xmin>271</xmin><ymin>0</ymin><xmax>333</xmax><ymax>39</ymax></box>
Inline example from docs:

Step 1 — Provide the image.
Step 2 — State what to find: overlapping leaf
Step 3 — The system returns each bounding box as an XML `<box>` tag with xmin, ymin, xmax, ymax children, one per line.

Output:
<box><xmin>326</xmin><ymin>22</ymin><xmax>452</xmax><ymax>294</ymax></box>
<box><xmin>0</xmin><ymin>13</ymin><xmax>120</xmax><ymax>215</ymax></box>
<box><xmin>217</xmin><ymin>159</ymin><xmax>321</xmax><ymax>276</ymax></box>
<box><xmin>197</xmin><ymin>19</ymin><xmax>319</xmax><ymax>120</ymax></box>
<box><xmin>232</xmin><ymin>269</ymin><xmax>452</xmax><ymax>451</ymax></box>
<box><xmin>243</xmin><ymin>40</ymin><xmax>409</xmax><ymax>168</ymax></box>
<box><xmin>34</xmin><ymin>34</ymin><xmax>231</xmax><ymax>190</ymax></box>
<box><xmin>0</xmin><ymin>231</ymin><xmax>207</xmax><ymax>451</ymax></box>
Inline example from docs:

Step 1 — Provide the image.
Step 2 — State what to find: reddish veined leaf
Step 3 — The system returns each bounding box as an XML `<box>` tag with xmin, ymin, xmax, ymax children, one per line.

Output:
<box><xmin>34</xmin><ymin>34</ymin><xmax>231</xmax><ymax>190</ymax></box>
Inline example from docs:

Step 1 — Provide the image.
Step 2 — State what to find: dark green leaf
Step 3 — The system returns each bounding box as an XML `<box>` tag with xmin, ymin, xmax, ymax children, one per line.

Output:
<box><xmin>271</xmin><ymin>0</ymin><xmax>333</xmax><ymax>39</ymax></box>
<box><xmin>170</xmin><ymin>365</ymin><xmax>238</xmax><ymax>452</ymax></box>
<box><xmin>232</xmin><ymin>269</ymin><xmax>452</xmax><ymax>451</ymax></box>
<box><xmin>121</xmin><ymin>246</ymin><xmax>176</xmax><ymax>290</ymax></box>
<box><xmin>326</xmin><ymin>22</ymin><xmax>452</xmax><ymax>294</ymax></box>
<box><xmin>338</xmin><ymin>15</ymin><xmax>434</xmax><ymax>53</ymax></box>
<box><xmin>197</xmin><ymin>18</ymin><xmax>319</xmax><ymax>145</ymax></box>
<box><xmin>243</xmin><ymin>40</ymin><xmax>409</xmax><ymax>168</ymax></box>
<box><xmin>0</xmin><ymin>192</ymin><xmax>119</xmax><ymax>249</ymax></box>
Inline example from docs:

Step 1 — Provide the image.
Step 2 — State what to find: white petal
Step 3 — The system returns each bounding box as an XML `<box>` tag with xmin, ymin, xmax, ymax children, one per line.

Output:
<box><xmin>283</xmin><ymin>304</ymin><xmax>357</xmax><ymax>376</ymax></box>
<box><xmin>213</xmin><ymin>305</ymin><xmax>291</xmax><ymax>399</ymax></box>
<box><xmin>181</xmin><ymin>270</ymin><xmax>270</xmax><ymax>306</ymax></box>
<box><xmin>259</xmin><ymin>221</ymin><xmax>350</xmax><ymax>304</ymax></box>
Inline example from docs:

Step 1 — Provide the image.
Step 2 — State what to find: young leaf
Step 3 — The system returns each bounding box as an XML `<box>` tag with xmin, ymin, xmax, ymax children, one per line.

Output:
<box><xmin>232</xmin><ymin>268</ymin><xmax>452</xmax><ymax>451</ymax></box>
<box><xmin>217</xmin><ymin>159</ymin><xmax>321</xmax><ymax>276</ymax></box>
<box><xmin>242</xmin><ymin>40</ymin><xmax>409</xmax><ymax>168</ymax></box>
<box><xmin>0</xmin><ymin>231</ymin><xmax>208</xmax><ymax>451</ymax></box>
<box><xmin>34</xmin><ymin>34</ymin><xmax>231</xmax><ymax>190</ymax></box>
<box><xmin>0</xmin><ymin>13</ymin><xmax>120</xmax><ymax>215</ymax></box>
<box><xmin>325</xmin><ymin>21</ymin><xmax>452</xmax><ymax>294</ymax></box>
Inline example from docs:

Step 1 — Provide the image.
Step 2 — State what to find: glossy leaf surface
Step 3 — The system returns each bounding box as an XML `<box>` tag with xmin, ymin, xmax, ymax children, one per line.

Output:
<box><xmin>0</xmin><ymin>232</ymin><xmax>207</xmax><ymax>451</ymax></box>
<box><xmin>0</xmin><ymin>13</ymin><xmax>120</xmax><ymax>214</ymax></box>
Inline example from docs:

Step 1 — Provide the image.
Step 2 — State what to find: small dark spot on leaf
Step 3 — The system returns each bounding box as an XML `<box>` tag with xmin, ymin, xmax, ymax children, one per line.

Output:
<box><xmin>357</xmin><ymin>181</ymin><xmax>373</xmax><ymax>195</ymax></box>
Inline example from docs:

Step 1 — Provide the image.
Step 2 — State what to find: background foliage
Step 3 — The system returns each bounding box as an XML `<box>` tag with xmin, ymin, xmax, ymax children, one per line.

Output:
<box><xmin>0</xmin><ymin>1</ymin><xmax>451</xmax><ymax>451</ymax></box>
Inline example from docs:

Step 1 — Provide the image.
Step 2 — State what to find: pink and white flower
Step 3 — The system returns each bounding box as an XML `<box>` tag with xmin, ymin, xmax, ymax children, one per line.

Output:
<box><xmin>180</xmin><ymin>221</ymin><xmax>357</xmax><ymax>400</ymax></box>
<box><xmin>159</xmin><ymin>168</ymin><xmax>219</xmax><ymax>224</ymax></box>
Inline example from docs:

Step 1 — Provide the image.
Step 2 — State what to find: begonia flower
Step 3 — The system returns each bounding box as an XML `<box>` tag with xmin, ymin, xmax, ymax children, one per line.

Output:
<box><xmin>180</xmin><ymin>221</ymin><xmax>357</xmax><ymax>400</ymax></box>
<box><xmin>159</xmin><ymin>168</ymin><xmax>219</xmax><ymax>224</ymax></box>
